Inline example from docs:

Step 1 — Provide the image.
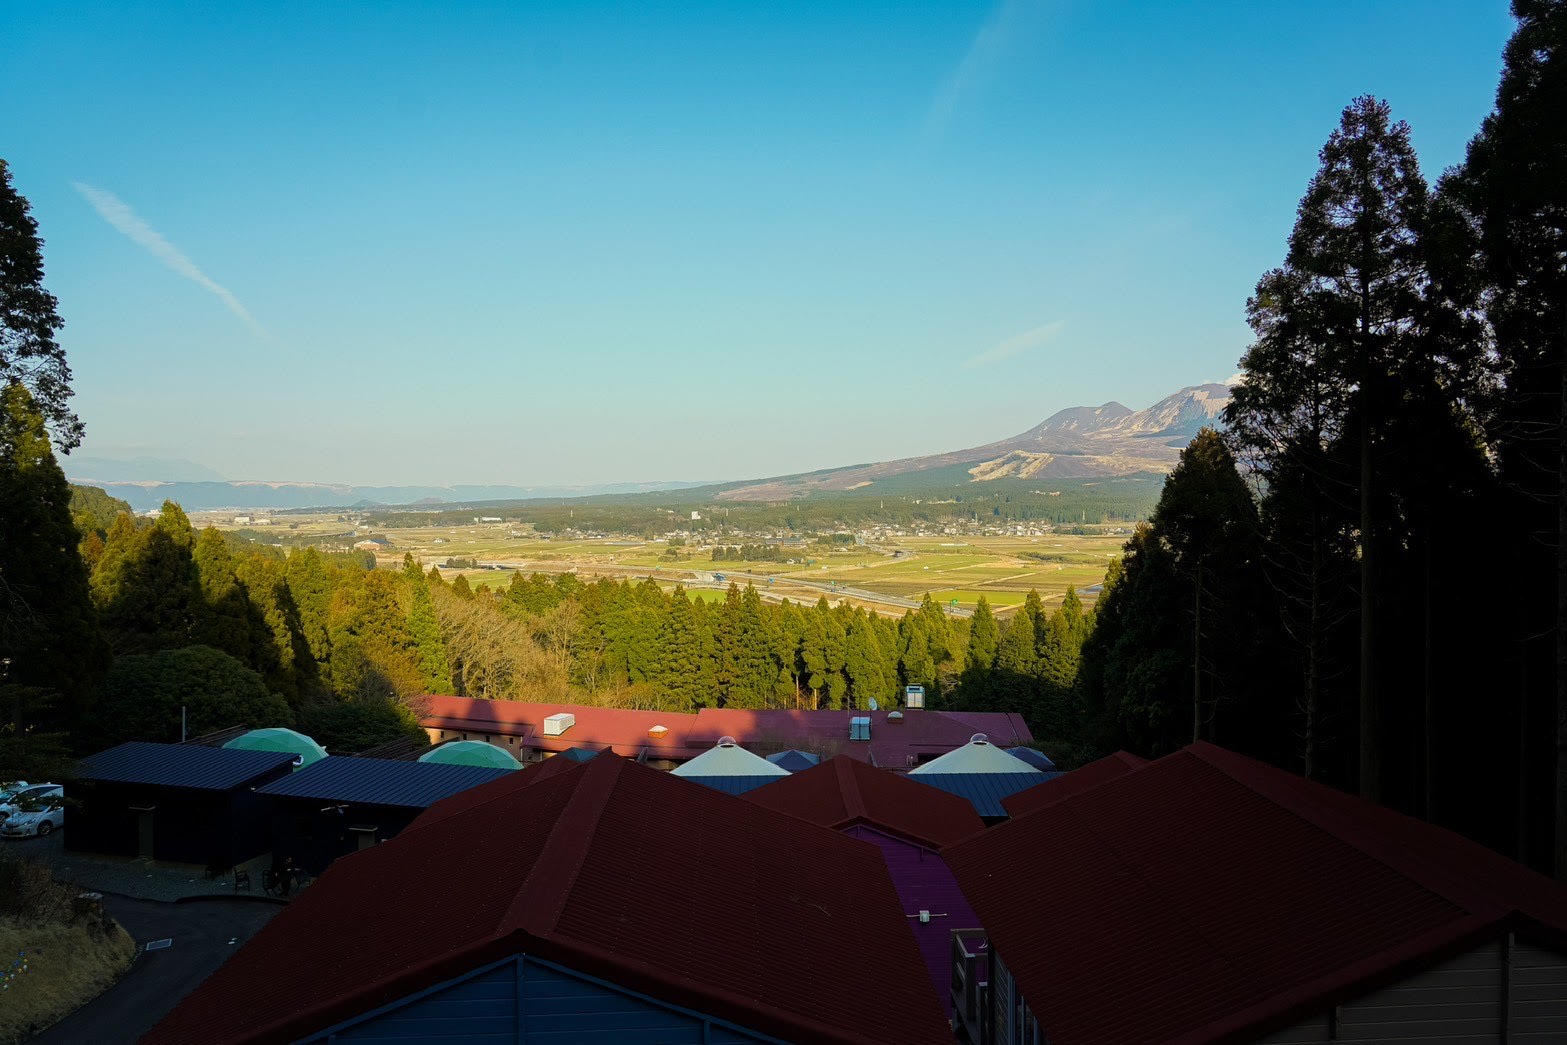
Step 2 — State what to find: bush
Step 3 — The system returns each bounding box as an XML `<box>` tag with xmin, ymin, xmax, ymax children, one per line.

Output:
<box><xmin>96</xmin><ymin>645</ymin><xmax>293</xmax><ymax>746</ymax></box>
<box><xmin>298</xmin><ymin>699</ymin><xmax>427</xmax><ymax>755</ymax></box>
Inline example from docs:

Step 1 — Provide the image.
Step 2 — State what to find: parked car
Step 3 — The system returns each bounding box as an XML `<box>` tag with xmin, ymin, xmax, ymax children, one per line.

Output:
<box><xmin>1</xmin><ymin>792</ymin><xmax>65</xmax><ymax>838</ymax></box>
<box><xmin>0</xmin><ymin>781</ymin><xmax>30</xmax><ymax>806</ymax></box>
<box><xmin>0</xmin><ymin>783</ymin><xmax>63</xmax><ymax>822</ymax></box>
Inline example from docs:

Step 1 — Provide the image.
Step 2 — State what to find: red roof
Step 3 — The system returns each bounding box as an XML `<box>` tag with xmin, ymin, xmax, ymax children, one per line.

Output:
<box><xmin>146</xmin><ymin>756</ymin><xmax>951</xmax><ymax>1045</ymax></box>
<box><xmin>944</xmin><ymin>742</ymin><xmax>1567</xmax><ymax>1045</ymax></box>
<box><xmin>420</xmin><ymin>695</ymin><xmax>1033</xmax><ymax>768</ymax></box>
<box><xmin>1001</xmin><ymin>750</ymin><xmax>1146</xmax><ymax>817</ymax></box>
<box><xmin>745</xmin><ymin>754</ymin><xmax>985</xmax><ymax>849</ymax></box>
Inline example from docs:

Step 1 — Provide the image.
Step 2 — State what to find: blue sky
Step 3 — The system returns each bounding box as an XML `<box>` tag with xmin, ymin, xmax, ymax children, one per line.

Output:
<box><xmin>6</xmin><ymin>1</ymin><xmax>1516</xmax><ymax>485</ymax></box>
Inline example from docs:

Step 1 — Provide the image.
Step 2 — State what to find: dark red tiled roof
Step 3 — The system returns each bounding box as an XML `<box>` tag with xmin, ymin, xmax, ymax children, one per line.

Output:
<box><xmin>419</xmin><ymin>695</ymin><xmax>1032</xmax><ymax>767</ymax></box>
<box><xmin>745</xmin><ymin>754</ymin><xmax>985</xmax><ymax>849</ymax></box>
<box><xmin>146</xmin><ymin>756</ymin><xmax>951</xmax><ymax>1045</ymax></box>
<box><xmin>945</xmin><ymin>742</ymin><xmax>1567</xmax><ymax>1045</ymax></box>
<box><xmin>1001</xmin><ymin>750</ymin><xmax>1146</xmax><ymax>818</ymax></box>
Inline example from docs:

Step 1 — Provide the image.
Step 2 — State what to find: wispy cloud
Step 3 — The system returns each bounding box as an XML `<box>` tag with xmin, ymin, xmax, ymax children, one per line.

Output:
<box><xmin>964</xmin><ymin>320</ymin><xmax>1065</xmax><ymax>369</ymax></box>
<box><xmin>925</xmin><ymin>0</ymin><xmax>1048</xmax><ymax>140</ymax></box>
<box><xmin>73</xmin><ymin>182</ymin><xmax>263</xmax><ymax>335</ymax></box>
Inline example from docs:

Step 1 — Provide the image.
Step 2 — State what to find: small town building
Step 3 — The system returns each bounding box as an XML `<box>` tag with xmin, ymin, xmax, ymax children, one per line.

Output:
<box><xmin>258</xmin><ymin>756</ymin><xmax>513</xmax><ymax>874</ymax></box>
<box><xmin>670</xmin><ymin>736</ymin><xmax>790</xmax><ymax>794</ymax></box>
<box><xmin>145</xmin><ymin>756</ymin><xmax>952</xmax><ymax>1045</ymax></box>
<box><xmin>419</xmin><ymin>695</ymin><xmax>1034</xmax><ymax>770</ymax></box>
<box><xmin>221</xmin><ymin>727</ymin><xmax>328</xmax><ymax>769</ymax></box>
<box><xmin>69</xmin><ymin>742</ymin><xmax>295</xmax><ymax>870</ymax></box>
<box><xmin>746</xmin><ymin>755</ymin><xmax>984</xmax><ymax>1015</ymax></box>
<box><xmin>945</xmin><ymin>742</ymin><xmax>1567</xmax><ymax>1045</ymax></box>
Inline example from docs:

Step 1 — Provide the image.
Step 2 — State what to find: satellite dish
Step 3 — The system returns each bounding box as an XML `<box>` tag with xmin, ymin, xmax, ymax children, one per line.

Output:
<box><xmin>869</xmin><ymin>697</ymin><xmax>879</xmax><ymax>711</ymax></box>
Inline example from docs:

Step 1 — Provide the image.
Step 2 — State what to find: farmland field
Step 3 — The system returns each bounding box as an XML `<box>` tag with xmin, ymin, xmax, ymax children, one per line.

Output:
<box><xmin>199</xmin><ymin>513</ymin><xmax>1127</xmax><ymax>616</ymax></box>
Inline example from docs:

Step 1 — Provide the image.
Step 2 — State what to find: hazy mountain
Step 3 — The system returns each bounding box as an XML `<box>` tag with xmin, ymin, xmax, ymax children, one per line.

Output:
<box><xmin>66</xmin><ymin>384</ymin><xmax>1229</xmax><ymax>511</ymax></box>
<box><xmin>64</xmin><ymin>455</ymin><xmax>228</xmax><ymax>483</ymax></box>
<box><xmin>714</xmin><ymin>383</ymin><xmax>1232</xmax><ymax>500</ymax></box>
<box><xmin>77</xmin><ymin>479</ymin><xmax>717</xmax><ymax>513</ymax></box>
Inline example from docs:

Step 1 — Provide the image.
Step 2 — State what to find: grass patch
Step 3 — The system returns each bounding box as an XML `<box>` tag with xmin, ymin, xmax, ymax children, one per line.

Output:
<box><xmin>0</xmin><ymin>854</ymin><xmax>136</xmax><ymax>1044</ymax></box>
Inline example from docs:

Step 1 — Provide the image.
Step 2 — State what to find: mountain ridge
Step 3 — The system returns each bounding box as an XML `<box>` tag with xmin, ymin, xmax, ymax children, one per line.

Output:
<box><xmin>66</xmin><ymin>383</ymin><xmax>1231</xmax><ymax>511</ymax></box>
<box><xmin>713</xmin><ymin>382</ymin><xmax>1231</xmax><ymax>501</ymax></box>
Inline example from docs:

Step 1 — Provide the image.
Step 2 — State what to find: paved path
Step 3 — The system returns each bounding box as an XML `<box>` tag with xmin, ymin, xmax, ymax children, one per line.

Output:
<box><xmin>33</xmin><ymin>896</ymin><xmax>281</xmax><ymax>1045</ymax></box>
<box><xmin>19</xmin><ymin>831</ymin><xmax>272</xmax><ymax>902</ymax></box>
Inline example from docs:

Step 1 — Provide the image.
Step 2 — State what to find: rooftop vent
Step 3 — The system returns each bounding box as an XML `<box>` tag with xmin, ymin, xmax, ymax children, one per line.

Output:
<box><xmin>543</xmin><ymin>713</ymin><xmax>575</xmax><ymax>737</ymax></box>
<box><xmin>717</xmin><ymin>736</ymin><xmax>737</xmax><ymax>748</ymax></box>
<box><xmin>850</xmin><ymin>717</ymin><xmax>871</xmax><ymax>742</ymax></box>
<box><xmin>888</xmin><ymin>711</ymin><xmax>904</xmax><ymax>722</ymax></box>
<box><xmin>648</xmin><ymin>725</ymin><xmax>669</xmax><ymax>739</ymax></box>
<box><xmin>970</xmin><ymin>733</ymin><xmax>989</xmax><ymax>746</ymax></box>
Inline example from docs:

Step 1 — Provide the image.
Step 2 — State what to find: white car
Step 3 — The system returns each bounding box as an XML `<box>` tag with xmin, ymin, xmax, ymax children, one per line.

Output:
<box><xmin>0</xmin><ymin>783</ymin><xmax>63</xmax><ymax>824</ymax></box>
<box><xmin>1</xmin><ymin>788</ymin><xmax>64</xmax><ymax>839</ymax></box>
<box><xmin>0</xmin><ymin>781</ymin><xmax>30</xmax><ymax>805</ymax></box>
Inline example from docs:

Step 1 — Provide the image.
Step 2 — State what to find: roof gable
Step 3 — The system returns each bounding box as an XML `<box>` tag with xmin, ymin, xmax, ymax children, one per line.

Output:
<box><xmin>746</xmin><ymin>755</ymin><xmax>984</xmax><ymax>849</ymax></box>
<box><xmin>1001</xmin><ymin>750</ymin><xmax>1146</xmax><ymax>817</ymax></box>
<box><xmin>148</xmin><ymin>756</ymin><xmax>951</xmax><ymax>1045</ymax></box>
<box><xmin>945</xmin><ymin>743</ymin><xmax>1567</xmax><ymax>1044</ymax></box>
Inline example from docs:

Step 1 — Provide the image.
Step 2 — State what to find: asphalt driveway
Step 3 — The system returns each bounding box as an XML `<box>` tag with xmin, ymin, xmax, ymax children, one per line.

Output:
<box><xmin>33</xmin><ymin>895</ymin><xmax>281</xmax><ymax>1044</ymax></box>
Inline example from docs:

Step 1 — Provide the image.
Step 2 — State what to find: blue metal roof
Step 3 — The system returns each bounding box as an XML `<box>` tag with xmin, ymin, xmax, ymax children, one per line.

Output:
<box><xmin>558</xmin><ymin>747</ymin><xmax>605</xmax><ymax>763</ymax></box>
<box><xmin>257</xmin><ymin>756</ymin><xmax>513</xmax><ymax>808</ymax></box>
<box><xmin>907</xmin><ymin>772</ymin><xmax>1062</xmax><ymax>818</ymax></box>
<box><xmin>677</xmin><ymin>775</ymin><xmax>782</xmax><ymax>795</ymax></box>
<box><xmin>76</xmin><ymin>742</ymin><xmax>297</xmax><ymax>792</ymax></box>
<box><xmin>1006</xmin><ymin>747</ymin><xmax>1058</xmax><ymax>771</ymax></box>
<box><xmin>765</xmin><ymin>750</ymin><xmax>820</xmax><ymax>772</ymax></box>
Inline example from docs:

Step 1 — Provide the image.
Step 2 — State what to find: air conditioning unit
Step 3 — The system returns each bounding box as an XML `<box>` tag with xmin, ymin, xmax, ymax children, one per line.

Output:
<box><xmin>543</xmin><ymin>713</ymin><xmax>575</xmax><ymax>737</ymax></box>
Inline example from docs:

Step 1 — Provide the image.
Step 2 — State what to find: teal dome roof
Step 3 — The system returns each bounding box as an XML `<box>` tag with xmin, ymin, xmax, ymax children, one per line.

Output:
<box><xmin>418</xmin><ymin>741</ymin><xmax>521</xmax><ymax>770</ymax></box>
<box><xmin>223</xmin><ymin>727</ymin><xmax>328</xmax><ymax>769</ymax></box>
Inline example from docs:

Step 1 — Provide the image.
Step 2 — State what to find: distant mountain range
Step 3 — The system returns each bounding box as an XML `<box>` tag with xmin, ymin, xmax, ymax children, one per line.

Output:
<box><xmin>713</xmin><ymin>383</ymin><xmax>1232</xmax><ymax>500</ymax></box>
<box><xmin>60</xmin><ymin>479</ymin><xmax>716</xmax><ymax>513</ymax></box>
<box><xmin>66</xmin><ymin>383</ymin><xmax>1231</xmax><ymax>511</ymax></box>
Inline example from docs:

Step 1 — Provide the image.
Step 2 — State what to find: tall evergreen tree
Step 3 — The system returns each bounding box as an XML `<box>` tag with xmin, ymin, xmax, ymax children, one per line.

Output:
<box><xmin>0</xmin><ymin>384</ymin><xmax>105</xmax><ymax>737</ymax></box>
<box><xmin>993</xmin><ymin>609</ymin><xmax>1040</xmax><ymax>718</ymax></box>
<box><xmin>403</xmin><ymin>554</ymin><xmax>453</xmax><ymax>694</ymax></box>
<box><xmin>1441</xmin><ymin>0</ymin><xmax>1567</xmax><ymax>874</ymax></box>
<box><xmin>961</xmin><ymin>596</ymin><xmax>1001</xmax><ymax>703</ymax></box>
<box><xmin>193</xmin><ymin>527</ymin><xmax>255</xmax><ymax>663</ymax></box>
<box><xmin>1234</xmin><ymin>96</ymin><xmax>1486</xmax><ymax>799</ymax></box>
<box><xmin>1148</xmin><ymin>428</ymin><xmax>1262</xmax><ymax>743</ymax></box>
<box><xmin>92</xmin><ymin>499</ymin><xmax>204</xmax><ymax>651</ymax></box>
<box><xmin>0</xmin><ymin>160</ymin><xmax>81</xmax><ymax>449</ymax></box>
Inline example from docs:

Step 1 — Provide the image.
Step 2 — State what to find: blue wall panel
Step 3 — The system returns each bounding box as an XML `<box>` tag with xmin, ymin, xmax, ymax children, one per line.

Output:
<box><xmin>317</xmin><ymin>953</ymin><xmax>778</xmax><ymax>1044</ymax></box>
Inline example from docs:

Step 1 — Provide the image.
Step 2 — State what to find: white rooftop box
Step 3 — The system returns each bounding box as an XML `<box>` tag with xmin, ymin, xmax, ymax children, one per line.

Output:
<box><xmin>543</xmin><ymin>713</ymin><xmax>575</xmax><ymax>737</ymax></box>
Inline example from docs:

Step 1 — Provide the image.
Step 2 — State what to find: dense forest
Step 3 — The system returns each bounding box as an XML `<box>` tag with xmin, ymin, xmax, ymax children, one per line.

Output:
<box><xmin>1</xmin><ymin>3</ymin><xmax>1564</xmax><ymax>878</ymax></box>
